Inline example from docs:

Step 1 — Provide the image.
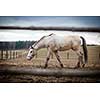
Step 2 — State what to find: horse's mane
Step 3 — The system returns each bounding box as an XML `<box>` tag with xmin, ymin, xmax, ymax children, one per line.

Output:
<box><xmin>33</xmin><ymin>33</ymin><xmax>54</xmax><ymax>47</ymax></box>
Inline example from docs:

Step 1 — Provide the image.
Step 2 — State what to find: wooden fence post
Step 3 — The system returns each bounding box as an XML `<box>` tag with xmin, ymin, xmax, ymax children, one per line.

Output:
<box><xmin>6</xmin><ymin>50</ymin><xmax>8</xmax><ymax>59</ymax></box>
<box><xmin>9</xmin><ymin>50</ymin><xmax>12</xmax><ymax>59</ymax></box>
<box><xmin>67</xmin><ymin>52</ymin><xmax>69</xmax><ymax>59</ymax></box>
<box><xmin>16</xmin><ymin>51</ymin><xmax>17</xmax><ymax>58</ymax></box>
<box><xmin>14</xmin><ymin>51</ymin><xmax>16</xmax><ymax>59</ymax></box>
<box><xmin>0</xmin><ymin>50</ymin><xmax>1</xmax><ymax>60</ymax></box>
<box><xmin>1</xmin><ymin>50</ymin><xmax>3</xmax><ymax>60</ymax></box>
<box><xmin>13</xmin><ymin>51</ymin><xmax>15</xmax><ymax>59</ymax></box>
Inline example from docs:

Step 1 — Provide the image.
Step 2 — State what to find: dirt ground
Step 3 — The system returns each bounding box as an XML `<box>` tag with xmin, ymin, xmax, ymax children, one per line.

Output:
<box><xmin>0</xmin><ymin>74</ymin><xmax>99</xmax><ymax>83</ymax></box>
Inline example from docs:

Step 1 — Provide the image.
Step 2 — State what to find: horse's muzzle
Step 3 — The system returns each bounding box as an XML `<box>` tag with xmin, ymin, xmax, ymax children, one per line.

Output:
<box><xmin>27</xmin><ymin>56</ymin><xmax>32</xmax><ymax>60</ymax></box>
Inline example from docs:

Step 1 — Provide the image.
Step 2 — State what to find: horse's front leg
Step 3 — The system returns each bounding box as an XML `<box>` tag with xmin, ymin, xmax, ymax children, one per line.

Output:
<box><xmin>54</xmin><ymin>51</ymin><xmax>64</xmax><ymax>68</ymax></box>
<box><xmin>44</xmin><ymin>48</ymin><xmax>51</xmax><ymax>68</ymax></box>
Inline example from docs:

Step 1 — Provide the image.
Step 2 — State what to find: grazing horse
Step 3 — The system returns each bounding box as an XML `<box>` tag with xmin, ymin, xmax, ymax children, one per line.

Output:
<box><xmin>27</xmin><ymin>33</ymin><xmax>88</xmax><ymax>68</ymax></box>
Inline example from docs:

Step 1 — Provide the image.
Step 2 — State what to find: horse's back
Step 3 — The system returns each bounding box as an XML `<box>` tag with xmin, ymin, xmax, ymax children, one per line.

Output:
<box><xmin>45</xmin><ymin>34</ymin><xmax>81</xmax><ymax>51</ymax></box>
<box><xmin>54</xmin><ymin>34</ymin><xmax>81</xmax><ymax>45</ymax></box>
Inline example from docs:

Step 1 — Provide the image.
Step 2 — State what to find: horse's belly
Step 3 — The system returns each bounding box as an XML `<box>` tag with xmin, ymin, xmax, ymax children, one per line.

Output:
<box><xmin>59</xmin><ymin>45</ymin><xmax>71</xmax><ymax>51</ymax></box>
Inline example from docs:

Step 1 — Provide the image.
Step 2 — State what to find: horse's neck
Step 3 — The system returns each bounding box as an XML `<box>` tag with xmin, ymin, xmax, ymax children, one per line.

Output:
<box><xmin>34</xmin><ymin>39</ymin><xmax>45</xmax><ymax>50</ymax></box>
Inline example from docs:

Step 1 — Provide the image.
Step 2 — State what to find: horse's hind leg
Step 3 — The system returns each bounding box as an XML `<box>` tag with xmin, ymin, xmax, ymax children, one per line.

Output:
<box><xmin>80</xmin><ymin>52</ymin><xmax>85</xmax><ymax>67</ymax></box>
<box><xmin>75</xmin><ymin>50</ymin><xmax>84</xmax><ymax>68</ymax></box>
<box><xmin>54</xmin><ymin>51</ymin><xmax>64</xmax><ymax>68</ymax></box>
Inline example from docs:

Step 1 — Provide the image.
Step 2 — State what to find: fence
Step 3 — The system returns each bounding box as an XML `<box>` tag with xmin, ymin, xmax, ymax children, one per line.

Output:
<box><xmin>0</xmin><ymin>26</ymin><xmax>100</xmax><ymax>32</ymax></box>
<box><xmin>0</xmin><ymin>66</ymin><xmax>100</xmax><ymax>77</ymax></box>
<box><xmin>0</xmin><ymin>41</ymin><xmax>32</xmax><ymax>60</ymax></box>
<box><xmin>0</xmin><ymin>50</ymin><xmax>18</xmax><ymax>60</ymax></box>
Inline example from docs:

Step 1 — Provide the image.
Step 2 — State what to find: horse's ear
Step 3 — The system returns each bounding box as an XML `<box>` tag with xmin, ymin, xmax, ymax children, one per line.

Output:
<box><xmin>31</xmin><ymin>46</ymin><xmax>34</xmax><ymax>49</ymax></box>
<box><xmin>29</xmin><ymin>46</ymin><xmax>34</xmax><ymax>49</ymax></box>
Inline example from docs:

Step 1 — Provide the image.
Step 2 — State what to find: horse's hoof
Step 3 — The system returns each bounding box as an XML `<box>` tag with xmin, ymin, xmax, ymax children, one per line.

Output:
<box><xmin>76</xmin><ymin>62</ymin><xmax>81</xmax><ymax>68</ymax></box>
<box><xmin>44</xmin><ymin>66</ymin><xmax>47</xmax><ymax>69</ymax></box>
<box><xmin>44</xmin><ymin>65</ymin><xmax>47</xmax><ymax>68</ymax></box>
<box><xmin>60</xmin><ymin>64</ymin><xmax>64</xmax><ymax>68</ymax></box>
<box><xmin>82</xmin><ymin>64</ymin><xmax>85</xmax><ymax>68</ymax></box>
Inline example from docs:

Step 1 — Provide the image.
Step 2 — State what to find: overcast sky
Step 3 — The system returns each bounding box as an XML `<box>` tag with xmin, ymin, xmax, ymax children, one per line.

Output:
<box><xmin>0</xmin><ymin>16</ymin><xmax>100</xmax><ymax>45</ymax></box>
<box><xmin>0</xmin><ymin>16</ymin><xmax>100</xmax><ymax>27</ymax></box>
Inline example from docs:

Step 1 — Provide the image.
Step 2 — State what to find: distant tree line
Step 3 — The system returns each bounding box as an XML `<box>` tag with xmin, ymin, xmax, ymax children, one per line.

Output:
<box><xmin>15</xmin><ymin>41</ymin><xmax>35</xmax><ymax>49</ymax></box>
<box><xmin>0</xmin><ymin>41</ymin><xmax>36</xmax><ymax>50</ymax></box>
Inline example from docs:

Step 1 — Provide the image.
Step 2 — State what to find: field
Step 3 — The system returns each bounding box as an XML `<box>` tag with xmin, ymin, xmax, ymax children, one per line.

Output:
<box><xmin>0</xmin><ymin>46</ymin><xmax>100</xmax><ymax>68</ymax></box>
<box><xmin>0</xmin><ymin>45</ymin><xmax>100</xmax><ymax>82</ymax></box>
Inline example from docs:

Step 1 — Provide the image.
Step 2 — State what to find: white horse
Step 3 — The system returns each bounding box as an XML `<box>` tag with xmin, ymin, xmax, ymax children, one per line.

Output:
<box><xmin>27</xmin><ymin>33</ymin><xmax>88</xmax><ymax>68</ymax></box>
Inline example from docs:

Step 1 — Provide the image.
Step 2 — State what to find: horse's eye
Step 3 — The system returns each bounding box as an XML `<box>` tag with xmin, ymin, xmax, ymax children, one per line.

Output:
<box><xmin>30</xmin><ymin>51</ymin><xmax>32</xmax><ymax>53</ymax></box>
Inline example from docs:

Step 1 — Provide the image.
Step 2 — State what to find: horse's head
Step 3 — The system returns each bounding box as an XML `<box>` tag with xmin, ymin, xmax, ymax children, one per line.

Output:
<box><xmin>27</xmin><ymin>46</ymin><xmax>37</xmax><ymax>60</ymax></box>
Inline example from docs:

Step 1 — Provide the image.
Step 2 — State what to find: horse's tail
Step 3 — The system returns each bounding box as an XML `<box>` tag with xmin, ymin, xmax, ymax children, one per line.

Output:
<box><xmin>80</xmin><ymin>36</ymin><xmax>88</xmax><ymax>64</ymax></box>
